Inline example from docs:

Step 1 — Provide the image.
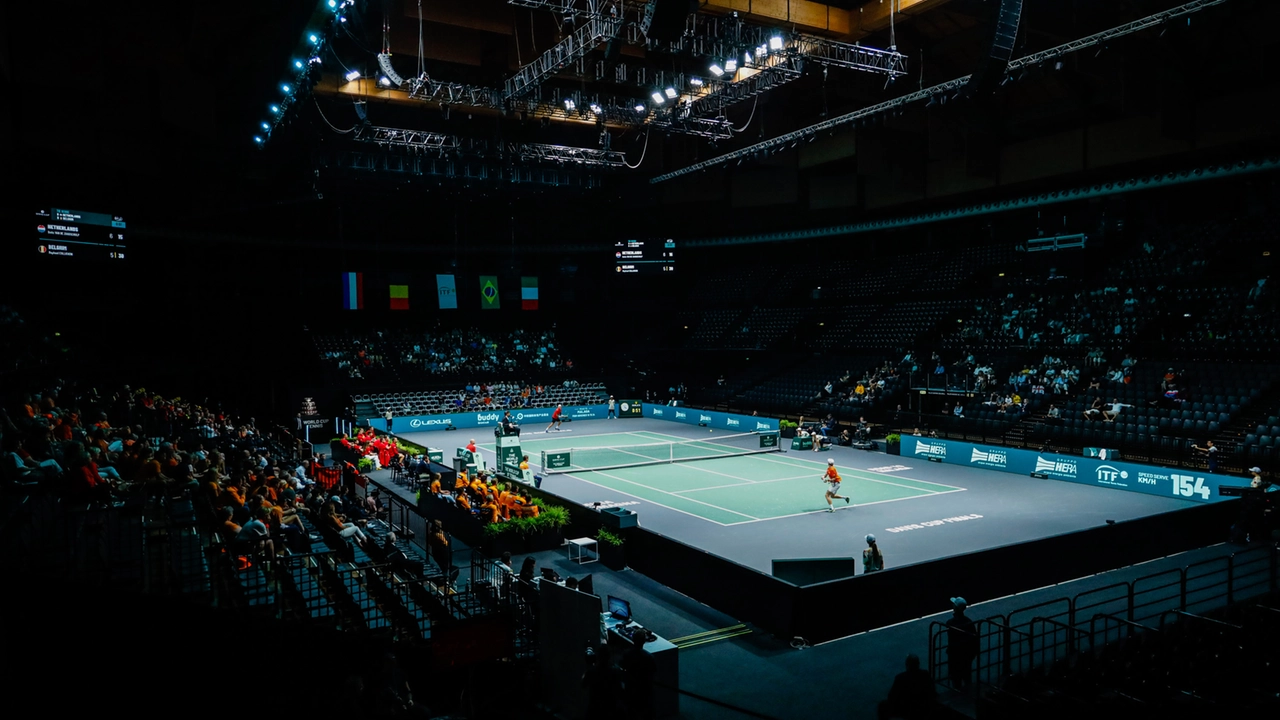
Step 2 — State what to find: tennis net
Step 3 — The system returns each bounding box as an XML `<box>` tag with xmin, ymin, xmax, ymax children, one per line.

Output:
<box><xmin>540</xmin><ymin>430</ymin><xmax>781</xmax><ymax>474</ymax></box>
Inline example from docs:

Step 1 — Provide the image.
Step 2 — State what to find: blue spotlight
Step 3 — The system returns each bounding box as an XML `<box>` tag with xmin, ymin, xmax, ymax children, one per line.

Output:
<box><xmin>270</xmin><ymin>104</ymin><xmax>280</xmax><ymax>114</ymax></box>
<box><xmin>261</xmin><ymin>121</ymin><xmax>270</xmax><ymax>131</ymax></box>
<box><xmin>308</xmin><ymin>34</ymin><xmax>319</xmax><ymax>44</ymax></box>
<box><xmin>281</xmin><ymin>83</ymin><xmax>292</xmax><ymax>93</ymax></box>
<box><xmin>254</xmin><ymin>136</ymin><xmax>263</xmax><ymax>144</ymax></box>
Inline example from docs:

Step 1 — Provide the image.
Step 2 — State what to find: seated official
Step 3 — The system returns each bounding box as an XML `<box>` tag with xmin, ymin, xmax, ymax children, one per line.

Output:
<box><xmin>500</xmin><ymin>410</ymin><xmax>520</xmax><ymax>436</ymax></box>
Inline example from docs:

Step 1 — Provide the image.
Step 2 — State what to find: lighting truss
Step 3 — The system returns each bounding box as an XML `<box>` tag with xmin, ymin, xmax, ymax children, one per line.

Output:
<box><xmin>407</xmin><ymin>75</ymin><xmax>503</xmax><ymax>109</ymax></box>
<box><xmin>354</xmin><ymin>124</ymin><xmax>627</xmax><ymax>168</ymax></box>
<box><xmin>316</xmin><ymin>148</ymin><xmax>610</xmax><ymax>189</ymax></box>
<box><xmin>1004</xmin><ymin>0</ymin><xmax>1228</xmax><ymax>73</ymax></box>
<box><xmin>666</xmin><ymin>14</ymin><xmax>906</xmax><ymax>78</ymax></box>
<box><xmin>356</xmin><ymin>126</ymin><xmax>467</xmax><ymax>151</ymax></box>
<box><xmin>403</xmin><ymin>72</ymin><xmax>645</xmax><ymax>127</ymax></box>
<box><xmin>650</xmin><ymin>0</ymin><xmax>1230</xmax><ymax>183</ymax></box>
<box><xmin>505</xmin><ymin>142</ymin><xmax>627</xmax><ymax>167</ymax></box>
<box><xmin>680</xmin><ymin>57</ymin><xmax>803</xmax><ymax>119</ymax></box>
<box><xmin>791</xmin><ymin>36</ymin><xmax>908</xmax><ymax>77</ymax></box>
<box><xmin>505</xmin><ymin>13</ymin><xmax>624</xmax><ymax>100</ymax></box>
<box><xmin>507</xmin><ymin>0</ymin><xmax>648</xmax><ymax>23</ymax></box>
<box><xmin>648</xmin><ymin>115</ymin><xmax>735</xmax><ymax>141</ymax></box>
<box><xmin>677</xmin><ymin>156</ymin><xmax>1280</xmax><ymax>247</ymax></box>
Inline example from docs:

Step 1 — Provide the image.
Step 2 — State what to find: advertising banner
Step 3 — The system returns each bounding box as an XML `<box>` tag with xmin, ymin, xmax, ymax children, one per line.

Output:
<box><xmin>643</xmin><ymin>405</ymin><xmax>780</xmax><ymax>432</ymax></box>
<box><xmin>544</xmin><ymin>452</ymin><xmax>572</xmax><ymax>470</ymax></box>
<box><xmin>368</xmin><ymin>404</ymin><xmax>610</xmax><ymax>432</ymax></box>
<box><xmin>902</xmin><ymin>436</ymin><xmax>1236</xmax><ymax>504</ymax></box>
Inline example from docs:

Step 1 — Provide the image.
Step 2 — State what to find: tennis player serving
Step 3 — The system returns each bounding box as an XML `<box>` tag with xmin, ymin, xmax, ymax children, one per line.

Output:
<box><xmin>822</xmin><ymin>458</ymin><xmax>850</xmax><ymax>512</ymax></box>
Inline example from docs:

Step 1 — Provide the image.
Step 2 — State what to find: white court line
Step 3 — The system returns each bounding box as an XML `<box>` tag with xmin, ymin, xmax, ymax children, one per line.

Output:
<box><xmin>673</xmin><ymin>474</ymin><xmax>815</xmax><ymax>493</ymax></box>
<box><xmin>584</xmin><ymin>469</ymin><xmax>761</xmax><ymax>521</ymax></box>
<box><xmin>672</xmin><ymin>462</ymin><xmax>764</xmax><ymax>483</ymax></box>
<box><xmin>476</xmin><ymin>429</ymin><xmax>655</xmax><ymax>451</ymax></box>
<box><xmin>547</xmin><ymin>471</ymin><xmax>740</xmax><ymax>526</ymax></box>
<box><xmin>752</xmin><ymin>454</ymin><xmax>963</xmax><ymax>495</ymax></box>
<box><xmin>722</xmin><ymin>488</ymin><xmax>969</xmax><ymax>526</ymax></box>
<box><xmin>628</xmin><ymin>431</ymin><xmax>966</xmax><ymax>494</ymax></box>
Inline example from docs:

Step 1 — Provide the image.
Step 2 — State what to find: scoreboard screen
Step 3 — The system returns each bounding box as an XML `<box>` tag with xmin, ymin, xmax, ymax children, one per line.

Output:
<box><xmin>35</xmin><ymin>207</ymin><xmax>128</xmax><ymax>261</ymax></box>
<box><xmin>615</xmin><ymin>239</ymin><xmax>675</xmax><ymax>274</ymax></box>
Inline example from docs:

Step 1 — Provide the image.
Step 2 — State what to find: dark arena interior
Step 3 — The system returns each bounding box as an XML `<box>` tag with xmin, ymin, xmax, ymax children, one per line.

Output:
<box><xmin>6</xmin><ymin>1</ymin><xmax>1280</xmax><ymax>718</ymax></box>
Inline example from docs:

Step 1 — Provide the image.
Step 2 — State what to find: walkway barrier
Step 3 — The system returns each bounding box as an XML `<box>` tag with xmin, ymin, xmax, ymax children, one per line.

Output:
<box><xmin>928</xmin><ymin>543</ymin><xmax>1279</xmax><ymax>691</ymax></box>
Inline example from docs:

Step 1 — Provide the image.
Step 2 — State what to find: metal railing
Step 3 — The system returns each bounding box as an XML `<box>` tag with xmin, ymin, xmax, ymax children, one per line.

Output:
<box><xmin>929</xmin><ymin>543</ymin><xmax>1279</xmax><ymax>690</ymax></box>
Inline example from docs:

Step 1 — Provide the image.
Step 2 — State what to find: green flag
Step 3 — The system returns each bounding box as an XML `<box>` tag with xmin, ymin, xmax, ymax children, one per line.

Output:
<box><xmin>480</xmin><ymin>275</ymin><xmax>501</xmax><ymax>309</ymax></box>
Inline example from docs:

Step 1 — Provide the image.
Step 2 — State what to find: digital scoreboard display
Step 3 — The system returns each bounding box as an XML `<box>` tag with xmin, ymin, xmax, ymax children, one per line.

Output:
<box><xmin>35</xmin><ymin>207</ymin><xmax>127</xmax><ymax>261</ymax></box>
<box><xmin>614</xmin><ymin>238</ymin><xmax>675</xmax><ymax>274</ymax></box>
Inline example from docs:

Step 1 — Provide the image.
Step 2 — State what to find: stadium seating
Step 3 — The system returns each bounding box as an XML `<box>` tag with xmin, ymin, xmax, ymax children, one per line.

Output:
<box><xmin>353</xmin><ymin>383</ymin><xmax>609</xmax><ymax>416</ymax></box>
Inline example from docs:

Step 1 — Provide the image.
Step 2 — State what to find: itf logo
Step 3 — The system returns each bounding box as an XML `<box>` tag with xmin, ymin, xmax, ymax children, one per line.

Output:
<box><xmin>970</xmin><ymin>448</ymin><xmax>1007</xmax><ymax>468</ymax></box>
<box><xmin>1096</xmin><ymin>465</ymin><xmax>1129</xmax><ymax>486</ymax></box>
<box><xmin>914</xmin><ymin>440</ymin><xmax>947</xmax><ymax>458</ymax></box>
<box><xmin>1035</xmin><ymin>456</ymin><xmax>1078</xmax><ymax>477</ymax></box>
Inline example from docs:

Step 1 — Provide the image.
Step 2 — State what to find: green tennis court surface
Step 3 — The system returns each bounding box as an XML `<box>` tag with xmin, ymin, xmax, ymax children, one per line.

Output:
<box><xmin>502</xmin><ymin>429</ymin><xmax>965</xmax><ymax>526</ymax></box>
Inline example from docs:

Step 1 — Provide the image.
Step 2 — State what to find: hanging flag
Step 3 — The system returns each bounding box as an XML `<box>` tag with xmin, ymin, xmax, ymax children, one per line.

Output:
<box><xmin>521</xmin><ymin>276</ymin><xmax>539</xmax><ymax>310</ymax></box>
<box><xmin>480</xmin><ymin>275</ymin><xmax>501</xmax><ymax>310</ymax></box>
<box><xmin>342</xmin><ymin>272</ymin><xmax>364</xmax><ymax>310</ymax></box>
<box><xmin>389</xmin><ymin>275</ymin><xmax>410</xmax><ymax>310</ymax></box>
<box><xmin>436</xmin><ymin>274</ymin><xmax>457</xmax><ymax>309</ymax></box>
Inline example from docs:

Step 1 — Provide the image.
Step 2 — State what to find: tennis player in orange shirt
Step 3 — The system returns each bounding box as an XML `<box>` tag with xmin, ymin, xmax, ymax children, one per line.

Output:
<box><xmin>822</xmin><ymin>458</ymin><xmax>850</xmax><ymax>512</ymax></box>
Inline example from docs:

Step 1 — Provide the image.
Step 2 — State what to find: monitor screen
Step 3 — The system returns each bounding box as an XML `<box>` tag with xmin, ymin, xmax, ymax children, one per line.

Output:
<box><xmin>607</xmin><ymin>595</ymin><xmax>631</xmax><ymax>621</ymax></box>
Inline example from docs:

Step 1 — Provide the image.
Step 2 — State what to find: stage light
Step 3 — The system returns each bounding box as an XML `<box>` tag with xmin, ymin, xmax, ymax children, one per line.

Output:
<box><xmin>756</xmin><ymin>45</ymin><xmax>767</xmax><ymax>58</ymax></box>
<box><xmin>253</xmin><ymin>136</ymin><xmax>263</xmax><ymax>144</ymax></box>
<box><xmin>725</xmin><ymin>58</ymin><xmax>737</xmax><ymax>73</ymax></box>
<box><xmin>339</xmin><ymin>16</ymin><xmax>347</xmax><ymax>22</ymax></box>
<box><xmin>690</xmin><ymin>77</ymin><xmax>703</xmax><ymax>87</ymax></box>
<box><xmin>564</xmin><ymin>97</ymin><xmax>576</xmax><ymax>111</ymax></box>
<box><xmin>770</xmin><ymin>35</ymin><xmax>784</xmax><ymax>51</ymax></box>
<box><xmin>261</xmin><ymin>121</ymin><xmax>270</xmax><ymax>131</ymax></box>
<box><xmin>270</xmin><ymin>104</ymin><xmax>280</xmax><ymax>114</ymax></box>
<box><xmin>295</xmin><ymin>60</ymin><xmax>304</xmax><ymax>69</ymax></box>
<box><xmin>589</xmin><ymin>102</ymin><xmax>603</xmax><ymax>114</ymax></box>
<box><xmin>651</xmin><ymin>91</ymin><xmax>664</xmax><ymax>104</ymax></box>
<box><xmin>309</xmin><ymin>56</ymin><xmax>321</xmax><ymax>65</ymax></box>
<box><xmin>345</xmin><ymin>70</ymin><xmax>361</xmax><ymax>82</ymax></box>
<box><xmin>664</xmin><ymin>87</ymin><xmax>676</xmax><ymax>99</ymax></box>
<box><xmin>308</xmin><ymin>34</ymin><xmax>319</xmax><ymax>44</ymax></box>
<box><xmin>709</xmin><ymin>63</ymin><xmax>724</xmax><ymax>77</ymax></box>
<box><xmin>281</xmin><ymin>83</ymin><xmax>292</xmax><ymax>94</ymax></box>
<box><xmin>378</xmin><ymin>76</ymin><xmax>392</xmax><ymax>87</ymax></box>
<box><xmin>634</xmin><ymin>103</ymin><xmax>646</xmax><ymax>113</ymax></box>
<box><xmin>744</xmin><ymin>52</ymin><xmax>752</xmax><ymax>66</ymax></box>
<box><xmin>327</xmin><ymin>0</ymin><xmax>337</xmax><ymax>7</ymax></box>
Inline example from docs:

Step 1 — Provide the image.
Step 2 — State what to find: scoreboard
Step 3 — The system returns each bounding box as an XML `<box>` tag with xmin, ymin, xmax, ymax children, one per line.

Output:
<box><xmin>614</xmin><ymin>239</ymin><xmax>675</xmax><ymax>274</ymax></box>
<box><xmin>35</xmin><ymin>207</ymin><xmax>127</xmax><ymax>261</ymax></box>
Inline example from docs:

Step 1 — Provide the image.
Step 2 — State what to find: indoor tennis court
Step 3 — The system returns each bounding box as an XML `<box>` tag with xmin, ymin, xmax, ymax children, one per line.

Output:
<box><xmin>521</xmin><ymin>428</ymin><xmax>963</xmax><ymax>525</ymax></box>
<box><xmin>398</xmin><ymin>418</ymin><xmax>1198</xmax><ymax>572</ymax></box>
